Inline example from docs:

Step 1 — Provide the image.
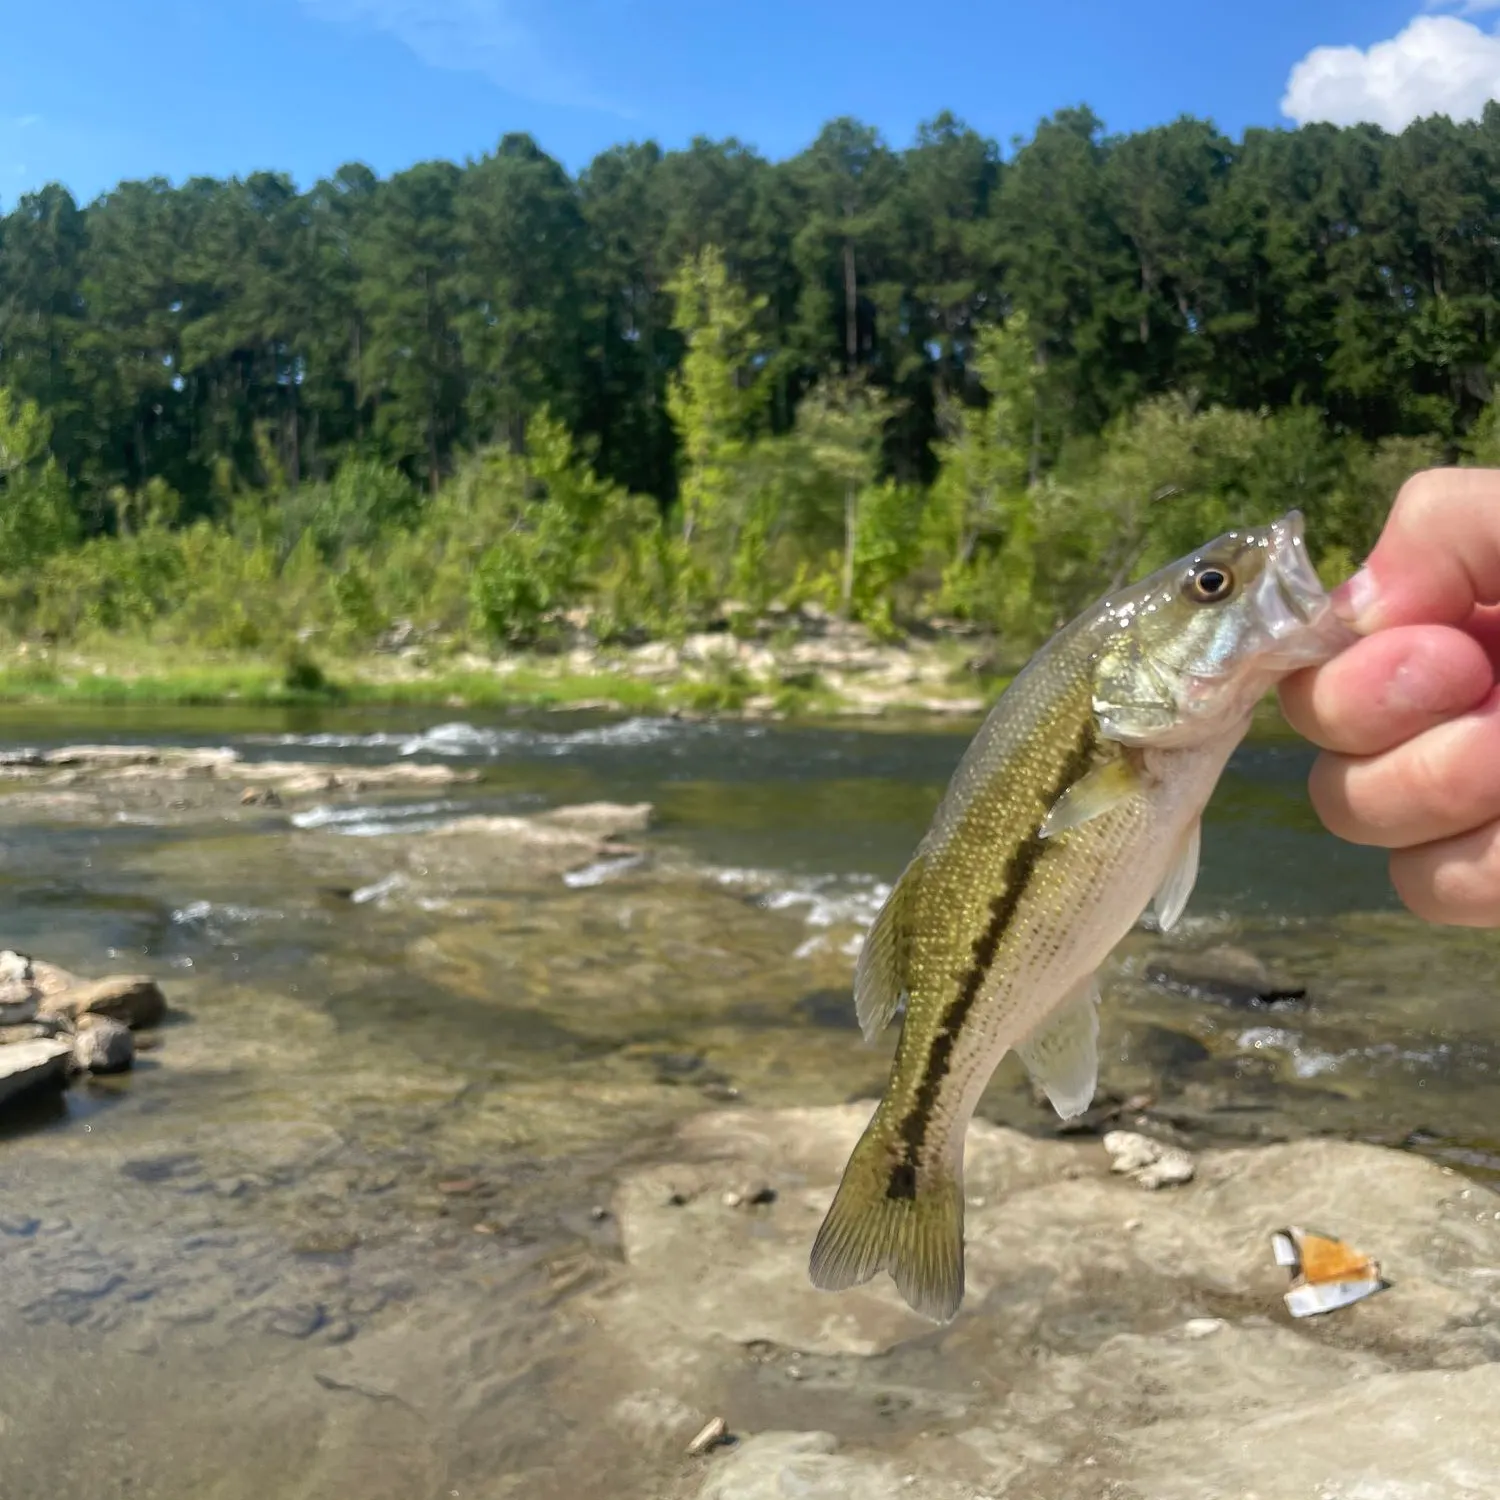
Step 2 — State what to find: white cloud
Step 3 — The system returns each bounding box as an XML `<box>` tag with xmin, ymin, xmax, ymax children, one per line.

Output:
<box><xmin>1282</xmin><ymin>15</ymin><xmax>1500</xmax><ymax>131</ymax></box>
<box><xmin>298</xmin><ymin>0</ymin><xmax>623</xmax><ymax>114</ymax></box>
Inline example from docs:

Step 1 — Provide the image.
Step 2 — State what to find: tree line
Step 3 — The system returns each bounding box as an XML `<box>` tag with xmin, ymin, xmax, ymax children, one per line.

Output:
<box><xmin>1</xmin><ymin>104</ymin><xmax>1498</xmax><ymax>654</ymax></box>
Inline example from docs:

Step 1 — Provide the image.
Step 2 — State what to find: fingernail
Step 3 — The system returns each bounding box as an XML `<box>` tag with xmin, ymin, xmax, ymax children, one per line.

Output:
<box><xmin>1331</xmin><ymin>567</ymin><xmax>1380</xmax><ymax>631</ymax></box>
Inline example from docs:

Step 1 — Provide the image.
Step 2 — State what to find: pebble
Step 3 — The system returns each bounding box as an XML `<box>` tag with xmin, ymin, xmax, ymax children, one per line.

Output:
<box><xmin>1182</xmin><ymin>1317</ymin><xmax>1227</xmax><ymax>1338</ymax></box>
<box><xmin>1103</xmin><ymin>1131</ymin><xmax>1196</xmax><ymax>1190</ymax></box>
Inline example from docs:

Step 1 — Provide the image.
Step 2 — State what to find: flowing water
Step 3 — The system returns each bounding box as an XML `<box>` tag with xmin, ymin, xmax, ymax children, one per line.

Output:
<box><xmin>0</xmin><ymin>704</ymin><xmax>1496</xmax><ymax>1498</ymax></box>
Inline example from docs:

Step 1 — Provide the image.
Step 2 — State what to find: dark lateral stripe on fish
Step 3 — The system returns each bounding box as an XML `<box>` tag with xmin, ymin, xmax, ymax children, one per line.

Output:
<box><xmin>886</xmin><ymin>720</ymin><xmax>1100</xmax><ymax>1200</ymax></box>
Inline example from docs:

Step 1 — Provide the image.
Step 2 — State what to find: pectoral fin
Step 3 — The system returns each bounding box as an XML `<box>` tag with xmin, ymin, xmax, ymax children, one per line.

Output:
<box><xmin>1151</xmin><ymin>818</ymin><xmax>1201</xmax><ymax>933</ymax></box>
<box><xmin>1015</xmin><ymin>974</ymin><xmax>1101</xmax><ymax>1121</ymax></box>
<box><xmin>1039</xmin><ymin>757</ymin><xmax>1144</xmax><ymax>840</ymax></box>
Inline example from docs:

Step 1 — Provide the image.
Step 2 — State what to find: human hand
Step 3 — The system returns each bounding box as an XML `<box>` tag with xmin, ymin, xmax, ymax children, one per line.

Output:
<box><xmin>1278</xmin><ymin>468</ymin><xmax>1500</xmax><ymax>926</ymax></box>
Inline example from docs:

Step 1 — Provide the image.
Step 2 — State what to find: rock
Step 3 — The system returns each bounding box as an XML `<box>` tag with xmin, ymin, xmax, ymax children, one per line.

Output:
<box><xmin>680</xmin><ymin>632</ymin><xmax>741</xmax><ymax>664</ymax></box>
<box><xmin>40</xmin><ymin>975</ymin><xmax>166</xmax><ymax>1030</ymax></box>
<box><xmin>71</xmin><ymin>1016</ymin><xmax>135</xmax><ymax>1074</ymax></box>
<box><xmin>535</xmin><ymin>802</ymin><xmax>655</xmax><ymax>838</ymax></box>
<box><xmin>1103</xmin><ymin>1130</ymin><xmax>1196</xmax><ymax>1189</ymax></box>
<box><xmin>0</xmin><ymin>744</ymin><xmax>477</xmax><ymax>800</ymax></box>
<box><xmin>590</xmin><ymin>1104</ymin><xmax>1500</xmax><ymax>1500</ymax></box>
<box><xmin>29</xmin><ymin>959</ymin><xmax>83</xmax><ymax>1000</ymax></box>
<box><xmin>1114</xmin><ymin>1021</ymin><xmax>1212</xmax><ymax>1074</ymax></box>
<box><xmin>0</xmin><ymin>1038</ymin><xmax>72</xmax><ymax>1108</ymax></box>
<box><xmin>696</xmin><ymin>1431</ymin><xmax>967</xmax><ymax>1500</ymax></box>
<box><xmin>1130</xmin><ymin>1363</ymin><xmax>1500</xmax><ymax>1500</ymax></box>
<box><xmin>0</xmin><ymin>982</ymin><xmax>37</xmax><ymax>1026</ymax></box>
<box><xmin>0</xmin><ymin>1018</ymin><xmax>70</xmax><ymax>1045</ymax></box>
<box><xmin>0</xmin><ymin>950</ymin><xmax>40</xmax><ymax>1024</ymax></box>
<box><xmin>1145</xmin><ymin>945</ymin><xmax>1307</xmax><ymax>1010</ymax></box>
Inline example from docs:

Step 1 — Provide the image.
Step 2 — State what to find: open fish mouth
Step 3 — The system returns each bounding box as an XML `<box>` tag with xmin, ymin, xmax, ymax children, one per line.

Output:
<box><xmin>1268</xmin><ymin>510</ymin><xmax>1325</xmax><ymax>626</ymax></box>
<box><xmin>1256</xmin><ymin>509</ymin><xmax>1359</xmax><ymax>666</ymax></box>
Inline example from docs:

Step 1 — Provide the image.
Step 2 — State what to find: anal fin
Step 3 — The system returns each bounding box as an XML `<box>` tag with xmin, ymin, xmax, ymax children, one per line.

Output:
<box><xmin>1151</xmin><ymin>818</ymin><xmax>1201</xmax><ymax>933</ymax></box>
<box><xmin>1015</xmin><ymin>973</ymin><xmax>1101</xmax><ymax>1121</ymax></box>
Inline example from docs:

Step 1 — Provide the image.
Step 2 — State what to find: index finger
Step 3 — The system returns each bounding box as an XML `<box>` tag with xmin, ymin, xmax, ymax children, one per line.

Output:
<box><xmin>1342</xmin><ymin>468</ymin><xmax>1500</xmax><ymax>633</ymax></box>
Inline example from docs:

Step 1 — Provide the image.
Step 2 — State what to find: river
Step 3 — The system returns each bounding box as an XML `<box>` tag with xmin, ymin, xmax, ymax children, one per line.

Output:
<box><xmin>0</xmin><ymin>704</ymin><xmax>1495</xmax><ymax>1499</ymax></box>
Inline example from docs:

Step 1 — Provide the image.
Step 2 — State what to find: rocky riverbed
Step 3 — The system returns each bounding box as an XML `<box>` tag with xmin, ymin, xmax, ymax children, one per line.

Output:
<box><xmin>593</xmin><ymin>1104</ymin><xmax>1500</xmax><ymax>1499</ymax></box>
<box><xmin>0</xmin><ymin>720</ymin><xmax>1495</xmax><ymax>1498</ymax></box>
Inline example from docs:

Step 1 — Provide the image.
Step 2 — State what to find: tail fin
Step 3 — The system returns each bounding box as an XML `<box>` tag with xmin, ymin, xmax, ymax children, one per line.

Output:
<box><xmin>808</xmin><ymin>1120</ymin><xmax>965</xmax><ymax>1323</ymax></box>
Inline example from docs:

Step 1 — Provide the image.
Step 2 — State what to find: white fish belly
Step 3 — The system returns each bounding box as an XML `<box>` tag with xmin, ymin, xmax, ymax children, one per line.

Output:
<box><xmin>944</xmin><ymin>736</ymin><xmax>1240</xmax><ymax>1135</ymax></box>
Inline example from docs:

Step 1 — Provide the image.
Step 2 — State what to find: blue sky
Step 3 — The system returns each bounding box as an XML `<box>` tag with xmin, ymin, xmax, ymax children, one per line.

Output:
<box><xmin>2</xmin><ymin>0</ymin><xmax>1495</xmax><ymax>206</ymax></box>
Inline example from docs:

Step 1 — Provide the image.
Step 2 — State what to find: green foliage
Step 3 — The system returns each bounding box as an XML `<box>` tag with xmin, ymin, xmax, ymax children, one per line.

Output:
<box><xmin>0</xmin><ymin>389</ymin><xmax>78</xmax><ymax>573</ymax></box>
<box><xmin>666</xmin><ymin>245</ymin><xmax>770</xmax><ymax>606</ymax></box>
<box><xmin>2</xmin><ymin>100</ymin><xmax>1499</xmax><ymax>665</ymax></box>
<box><xmin>926</xmin><ymin>315</ymin><xmax>1043</xmax><ymax>634</ymax></box>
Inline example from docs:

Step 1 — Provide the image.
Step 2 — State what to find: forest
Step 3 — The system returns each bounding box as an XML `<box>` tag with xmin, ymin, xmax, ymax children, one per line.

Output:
<box><xmin>2</xmin><ymin>104</ymin><xmax>1499</xmax><ymax>668</ymax></box>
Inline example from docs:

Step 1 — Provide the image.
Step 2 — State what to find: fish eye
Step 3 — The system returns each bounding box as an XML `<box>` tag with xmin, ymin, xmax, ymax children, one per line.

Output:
<box><xmin>1185</xmin><ymin>565</ymin><xmax>1235</xmax><ymax>604</ymax></box>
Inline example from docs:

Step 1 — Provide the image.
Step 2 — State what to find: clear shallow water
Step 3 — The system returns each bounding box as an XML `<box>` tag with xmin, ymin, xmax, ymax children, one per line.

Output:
<box><xmin>0</xmin><ymin>703</ymin><xmax>1495</xmax><ymax>1499</ymax></box>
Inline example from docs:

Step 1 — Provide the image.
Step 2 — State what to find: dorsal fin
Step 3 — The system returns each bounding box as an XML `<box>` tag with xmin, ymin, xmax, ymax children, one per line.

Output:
<box><xmin>853</xmin><ymin>855</ymin><xmax>924</xmax><ymax>1042</ymax></box>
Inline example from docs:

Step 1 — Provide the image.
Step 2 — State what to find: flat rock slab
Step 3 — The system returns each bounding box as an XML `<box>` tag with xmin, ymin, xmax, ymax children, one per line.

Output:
<box><xmin>0</xmin><ymin>745</ymin><xmax>478</xmax><ymax>800</ymax></box>
<box><xmin>0</xmin><ymin>1039</ymin><xmax>72</xmax><ymax>1108</ymax></box>
<box><xmin>697</xmin><ymin>1431</ymin><xmax>969</xmax><ymax>1500</ymax></box>
<box><xmin>595</xmin><ymin>1104</ymin><xmax>1500</xmax><ymax>1500</ymax></box>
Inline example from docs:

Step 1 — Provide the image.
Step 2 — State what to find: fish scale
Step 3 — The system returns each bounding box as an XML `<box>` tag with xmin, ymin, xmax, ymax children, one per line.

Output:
<box><xmin>810</xmin><ymin>510</ymin><xmax>1355</xmax><ymax>1323</ymax></box>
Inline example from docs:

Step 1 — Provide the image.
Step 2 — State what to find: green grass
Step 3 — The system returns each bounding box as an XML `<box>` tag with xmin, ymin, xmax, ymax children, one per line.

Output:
<box><xmin>0</xmin><ymin>659</ymin><xmax>684</xmax><ymax>713</ymax></box>
<box><xmin>0</xmin><ymin>636</ymin><xmax>1000</xmax><ymax>720</ymax></box>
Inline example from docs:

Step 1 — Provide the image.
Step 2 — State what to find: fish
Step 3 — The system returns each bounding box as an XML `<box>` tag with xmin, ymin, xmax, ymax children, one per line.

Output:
<box><xmin>808</xmin><ymin>510</ymin><xmax>1354</xmax><ymax>1323</ymax></box>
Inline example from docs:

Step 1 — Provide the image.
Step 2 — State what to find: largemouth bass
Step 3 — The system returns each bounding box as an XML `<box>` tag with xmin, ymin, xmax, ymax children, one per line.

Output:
<box><xmin>809</xmin><ymin>511</ymin><xmax>1353</xmax><ymax>1323</ymax></box>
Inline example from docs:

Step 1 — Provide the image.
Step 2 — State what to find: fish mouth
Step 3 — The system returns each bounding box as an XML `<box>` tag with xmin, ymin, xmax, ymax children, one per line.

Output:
<box><xmin>1267</xmin><ymin>510</ymin><xmax>1324</xmax><ymax>625</ymax></box>
<box><xmin>1258</xmin><ymin>509</ymin><xmax>1357</xmax><ymax>664</ymax></box>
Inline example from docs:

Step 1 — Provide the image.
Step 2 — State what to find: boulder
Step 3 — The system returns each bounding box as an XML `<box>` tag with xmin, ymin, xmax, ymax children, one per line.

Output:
<box><xmin>41</xmin><ymin>975</ymin><xmax>165</xmax><ymax>1030</ymax></box>
<box><xmin>0</xmin><ymin>1038</ymin><xmax>72</xmax><ymax>1108</ymax></box>
<box><xmin>0</xmin><ymin>950</ymin><xmax>37</xmax><ymax>1024</ymax></box>
<box><xmin>71</xmin><ymin>1016</ymin><xmax>135</xmax><ymax>1074</ymax></box>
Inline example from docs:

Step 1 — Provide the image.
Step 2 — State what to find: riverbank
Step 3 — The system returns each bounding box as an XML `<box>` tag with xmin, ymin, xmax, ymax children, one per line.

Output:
<box><xmin>0</xmin><ymin>619</ymin><xmax>1004</xmax><ymax>717</ymax></box>
<box><xmin>0</xmin><ymin>625</ymin><xmax>1316</xmax><ymax>739</ymax></box>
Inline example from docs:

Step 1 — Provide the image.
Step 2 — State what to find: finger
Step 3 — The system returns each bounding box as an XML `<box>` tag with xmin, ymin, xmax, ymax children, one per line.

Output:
<box><xmin>1335</xmin><ymin>467</ymin><xmax>1500</xmax><ymax>632</ymax></box>
<box><xmin>1307</xmin><ymin>685</ymin><xmax>1500</xmax><ymax>849</ymax></box>
<box><xmin>1390</xmin><ymin>819</ymin><xmax>1500</xmax><ymax>927</ymax></box>
<box><xmin>1277</xmin><ymin>625</ymin><xmax>1493</xmax><ymax>756</ymax></box>
<box><xmin>1459</xmin><ymin>602</ymin><xmax>1500</xmax><ymax>672</ymax></box>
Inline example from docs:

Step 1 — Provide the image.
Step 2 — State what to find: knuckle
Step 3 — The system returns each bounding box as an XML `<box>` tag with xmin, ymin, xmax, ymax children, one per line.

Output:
<box><xmin>1392</xmin><ymin>843</ymin><xmax>1500</xmax><ymax>927</ymax></box>
<box><xmin>1390</xmin><ymin>467</ymin><xmax>1457</xmax><ymax>531</ymax></box>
